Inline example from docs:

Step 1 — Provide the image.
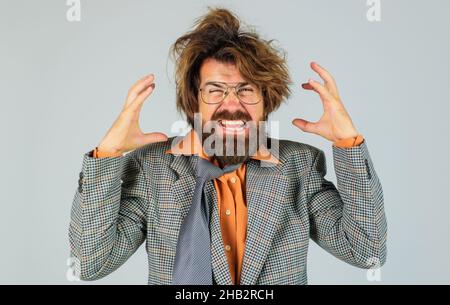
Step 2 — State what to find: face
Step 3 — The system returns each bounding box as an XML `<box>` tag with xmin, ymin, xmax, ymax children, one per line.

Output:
<box><xmin>197</xmin><ymin>58</ymin><xmax>266</xmax><ymax>166</ymax></box>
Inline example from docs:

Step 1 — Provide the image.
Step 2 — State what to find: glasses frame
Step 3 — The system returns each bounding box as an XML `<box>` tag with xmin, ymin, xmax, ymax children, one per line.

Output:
<box><xmin>198</xmin><ymin>81</ymin><xmax>263</xmax><ymax>105</ymax></box>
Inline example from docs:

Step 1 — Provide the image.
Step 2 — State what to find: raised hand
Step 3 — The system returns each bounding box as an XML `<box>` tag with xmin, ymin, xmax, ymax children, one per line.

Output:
<box><xmin>292</xmin><ymin>62</ymin><xmax>359</xmax><ymax>142</ymax></box>
<box><xmin>97</xmin><ymin>74</ymin><xmax>168</xmax><ymax>155</ymax></box>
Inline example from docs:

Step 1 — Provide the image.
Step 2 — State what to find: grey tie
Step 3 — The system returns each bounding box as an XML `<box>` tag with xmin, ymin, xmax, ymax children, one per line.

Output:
<box><xmin>172</xmin><ymin>156</ymin><xmax>242</xmax><ymax>285</ymax></box>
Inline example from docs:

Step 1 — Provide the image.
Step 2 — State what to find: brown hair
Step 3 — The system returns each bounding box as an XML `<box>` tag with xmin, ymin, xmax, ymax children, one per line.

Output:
<box><xmin>170</xmin><ymin>7</ymin><xmax>292</xmax><ymax>127</ymax></box>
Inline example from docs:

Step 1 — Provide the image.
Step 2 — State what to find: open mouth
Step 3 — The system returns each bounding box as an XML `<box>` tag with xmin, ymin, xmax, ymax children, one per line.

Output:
<box><xmin>218</xmin><ymin>120</ymin><xmax>247</xmax><ymax>132</ymax></box>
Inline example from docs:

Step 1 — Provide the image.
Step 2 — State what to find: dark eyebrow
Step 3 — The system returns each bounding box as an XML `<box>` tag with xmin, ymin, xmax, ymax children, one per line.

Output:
<box><xmin>204</xmin><ymin>81</ymin><xmax>249</xmax><ymax>87</ymax></box>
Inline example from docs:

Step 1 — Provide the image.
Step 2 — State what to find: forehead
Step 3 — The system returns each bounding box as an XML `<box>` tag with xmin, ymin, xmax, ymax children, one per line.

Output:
<box><xmin>199</xmin><ymin>58</ymin><xmax>246</xmax><ymax>84</ymax></box>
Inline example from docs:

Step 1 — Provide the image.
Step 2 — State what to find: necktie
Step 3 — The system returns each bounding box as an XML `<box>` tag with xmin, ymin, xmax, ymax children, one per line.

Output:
<box><xmin>172</xmin><ymin>156</ymin><xmax>242</xmax><ymax>285</ymax></box>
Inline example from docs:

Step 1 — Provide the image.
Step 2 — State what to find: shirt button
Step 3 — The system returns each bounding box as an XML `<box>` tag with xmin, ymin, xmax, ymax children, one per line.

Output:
<box><xmin>225</xmin><ymin>209</ymin><xmax>231</xmax><ymax>216</ymax></box>
<box><xmin>225</xmin><ymin>245</ymin><xmax>231</xmax><ymax>252</ymax></box>
<box><xmin>230</xmin><ymin>177</ymin><xmax>237</xmax><ymax>184</ymax></box>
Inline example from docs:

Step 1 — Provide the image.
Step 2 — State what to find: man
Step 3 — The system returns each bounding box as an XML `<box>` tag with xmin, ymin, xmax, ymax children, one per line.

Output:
<box><xmin>69</xmin><ymin>8</ymin><xmax>387</xmax><ymax>285</ymax></box>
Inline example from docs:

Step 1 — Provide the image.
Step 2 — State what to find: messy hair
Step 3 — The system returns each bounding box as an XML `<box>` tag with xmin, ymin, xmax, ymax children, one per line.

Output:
<box><xmin>170</xmin><ymin>7</ymin><xmax>292</xmax><ymax>127</ymax></box>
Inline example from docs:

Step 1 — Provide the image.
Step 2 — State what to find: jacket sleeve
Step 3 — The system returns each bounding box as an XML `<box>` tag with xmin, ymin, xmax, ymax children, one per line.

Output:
<box><xmin>68</xmin><ymin>149</ymin><xmax>149</xmax><ymax>281</ymax></box>
<box><xmin>306</xmin><ymin>139</ymin><xmax>387</xmax><ymax>269</ymax></box>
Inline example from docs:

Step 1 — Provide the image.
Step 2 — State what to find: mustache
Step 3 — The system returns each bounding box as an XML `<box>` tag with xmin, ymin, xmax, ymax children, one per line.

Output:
<box><xmin>211</xmin><ymin>109</ymin><xmax>252</xmax><ymax>122</ymax></box>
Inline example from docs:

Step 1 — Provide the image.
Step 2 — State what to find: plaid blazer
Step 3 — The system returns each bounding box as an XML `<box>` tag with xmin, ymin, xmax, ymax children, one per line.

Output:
<box><xmin>69</xmin><ymin>136</ymin><xmax>387</xmax><ymax>285</ymax></box>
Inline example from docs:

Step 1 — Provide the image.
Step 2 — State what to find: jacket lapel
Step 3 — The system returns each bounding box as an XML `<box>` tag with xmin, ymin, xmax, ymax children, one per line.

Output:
<box><xmin>240</xmin><ymin>158</ymin><xmax>289</xmax><ymax>285</ymax></box>
<box><xmin>170</xmin><ymin>154</ymin><xmax>197</xmax><ymax>225</ymax></box>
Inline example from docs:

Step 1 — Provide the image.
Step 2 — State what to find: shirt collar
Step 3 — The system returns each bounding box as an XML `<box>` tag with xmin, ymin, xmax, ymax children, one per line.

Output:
<box><xmin>164</xmin><ymin>129</ymin><xmax>279</xmax><ymax>165</ymax></box>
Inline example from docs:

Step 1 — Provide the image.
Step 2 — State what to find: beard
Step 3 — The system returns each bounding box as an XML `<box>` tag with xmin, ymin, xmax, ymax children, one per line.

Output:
<box><xmin>201</xmin><ymin>131</ymin><xmax>256</xmax><ymax>168</ymax></box>
<box><xmin>199</xmin><ymin>109</ymin><xmax>263</xmax><ymax>168</ymax></box>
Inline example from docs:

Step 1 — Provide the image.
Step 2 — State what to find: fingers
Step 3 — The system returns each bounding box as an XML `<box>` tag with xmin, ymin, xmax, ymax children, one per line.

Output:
<box><xmin>126</xmin><ymin>74</ymin><xmax>155</xmax><ymax>104</ymax></box>
<box><xmin>133</xmin><ymin>74</ymin><xmax>155</xmax><ymax>95</ymax></box>
<box><xmin>292</xmin><ymin>118</ymin><xmax>318</xmax><ymax>134</ymax></box>
<box><xmin>301</xmin><ymin>83</ymin><xmax>314</xmax><ymax>90</ymax></box>
<box><xmin>142</xmin><ymin>132</ymin><xmax>168</xmax><ymax>144</ymax></box>
<box><xmin>126</xmin><ymin>74</ymin><xmax>156</xmax><ymax>112</ymax></box>
<box><xmin>132</xmin><ymin>82</ymin><xmax>156</xmax><ymax>112</ymax></box>
<box><xmin>310</xmin><ymin>62</ymin><xmax>339</xmax><ymax>98</ymax></box>
<box><xmin>305</xmin><ymin>78</ymin><xmax>334</xmax><ymax>104</ymax></box>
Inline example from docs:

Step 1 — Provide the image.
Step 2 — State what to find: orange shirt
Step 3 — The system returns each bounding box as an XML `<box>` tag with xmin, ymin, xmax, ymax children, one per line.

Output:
<box><xmin>92</xmin><ymin>131</ymin><xmax>364</xmax><ymax>284</ymax></box>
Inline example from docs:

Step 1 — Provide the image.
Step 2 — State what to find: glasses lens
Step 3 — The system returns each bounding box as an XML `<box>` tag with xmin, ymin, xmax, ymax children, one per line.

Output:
<box><xmin>201</xmin><ymin>84</ymin><xmax>261</xmax><ymax>104</ymax></box>
<box><xmin>237</xmin><ymin>86</ymin><xmax>258</xmax><ymax>104</ymax></box>
<box><xmin>202</xmin><ymin>85</ymin><xmax>226</xmax><ymax>104</ymax></box>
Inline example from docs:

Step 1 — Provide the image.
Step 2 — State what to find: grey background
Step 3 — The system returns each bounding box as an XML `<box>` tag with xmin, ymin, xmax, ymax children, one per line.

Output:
<box><xmin>1</xmin><ymin>0</ymin><xmax>449</xmax><ymax>284</ymax></box>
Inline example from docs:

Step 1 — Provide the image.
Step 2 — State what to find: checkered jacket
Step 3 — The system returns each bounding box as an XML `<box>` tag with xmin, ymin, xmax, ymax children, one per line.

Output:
<box><xmin>69</xmin><ymin>136</ymin><xmax>387</xmax><ymax>285</ymax></box>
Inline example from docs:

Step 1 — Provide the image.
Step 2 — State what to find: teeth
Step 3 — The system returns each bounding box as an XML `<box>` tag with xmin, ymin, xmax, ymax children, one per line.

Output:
<box><xmin>218</xmin><ymin>120</ymin><xmax>247</xmax><ymax>132</ymax></box>
<box><xmin>219</xmin><ymin>120</ymin><xmax>246</xmax><ymax>127</ymax></box>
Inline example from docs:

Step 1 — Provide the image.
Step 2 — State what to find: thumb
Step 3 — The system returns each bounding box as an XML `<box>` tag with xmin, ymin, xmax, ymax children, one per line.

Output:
<box><xmin>141</xmin><ymin>132</ymin><xmax>169</xmax><ymax>144</ymax></box>
<box><xmin>292</xmin><ymin>118</ymin><xmax>318</xmax><ymax>134</ymax></box>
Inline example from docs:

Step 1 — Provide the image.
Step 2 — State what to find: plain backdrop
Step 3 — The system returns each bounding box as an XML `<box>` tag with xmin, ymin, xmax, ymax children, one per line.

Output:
<box><xmin>1</xmin><ymin>0</ymin><xmax>449</xmax><ymax>284</ymax></box>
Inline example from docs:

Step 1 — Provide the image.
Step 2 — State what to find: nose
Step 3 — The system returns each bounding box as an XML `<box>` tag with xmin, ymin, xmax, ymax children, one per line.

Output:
<box><xmin>220</xmin><ymin>89</ymin><xmax>242</xmax><ymax>111</ymax></box>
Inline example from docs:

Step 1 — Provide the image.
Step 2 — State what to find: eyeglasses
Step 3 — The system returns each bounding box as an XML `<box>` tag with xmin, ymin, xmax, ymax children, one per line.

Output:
<box><xmin>199</xmin><ymin>81</ymin><xmax>263</xmax><ymax>105</ymax></box>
